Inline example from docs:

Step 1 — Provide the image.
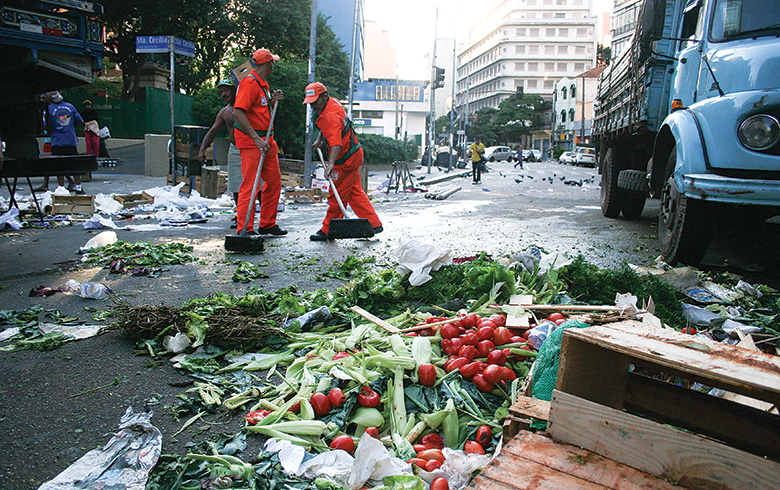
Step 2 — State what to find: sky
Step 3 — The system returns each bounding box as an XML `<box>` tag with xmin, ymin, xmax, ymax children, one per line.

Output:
<box><xmin>363</xmin><ymin>0</ymin><xmax>613</xmax><ymax>79</ymax></box>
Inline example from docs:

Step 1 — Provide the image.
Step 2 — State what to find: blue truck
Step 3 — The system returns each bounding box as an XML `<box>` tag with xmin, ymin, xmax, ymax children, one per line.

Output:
<box><xmin>0</xmin><ymin>0</ymin><xmax>103</xmax><ymax>167</ymax></box>
<box><xmin>593</xmin><ymin>0</ymin><xmax>780</xmax><ymax>265</ymax></box>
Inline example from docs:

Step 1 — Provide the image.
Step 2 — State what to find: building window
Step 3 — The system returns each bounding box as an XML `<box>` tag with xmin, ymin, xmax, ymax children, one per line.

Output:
<box><xmin>557</xmin><ymin>62</ymin><xmax>567</xmax><ymax>72</ymax></box>
<box><xmin>575</xmin><ymin>45</ymin><xmax>585</xmax><ymax>54</ymax></box>
<box><xmin>544</xmin><ymin>62</ymin><xmax>555</xmax><ymax>72</ymax></box>
<box><xmin>556</xmin><ymin>0</ymin><xmax>566</xmax><ymax>5</ymax></box>
<box><xmin>544</xmin><ymin>79</ymin><xmax>554</xmax><ymax>89</ymax></box>
<box><xmin>543</xmin><ymin>12</ymin><xmax>553</xmax><ymax>19</ymax></box>
<box><xmin>558</xmin><ymin>46</ymin><xmax>568</xmax><ymax>55</ymax></box>
<box><xmin>569</xmin><ymin>108</ymin><xmax>576</xmax><ymax>121</ymax></box>
<box><xmin>515</xmin><ymin>45</ymin><xmax>525</xmax><ymax>54</ymax></box>
<box><xmin>577</xmin><ymin>28</ymin><xmax>587</xmax><ymax>38</ymax></box>
<box><xmin>528</xmin><ymin>62</ymin><xmax>538</xmax><ymax>71</ymax></box>
<box><xmin>561</xmin><ymin>110</ymin><xmax>567</xmax><ymax>123</ymax></box>
<box><xmin>574</xmin><ymin>62</ymin><xmax>585</xmax><ymax>72</ymax></box>
<box><xmin>515</xmin><ymin>62</ymin><xmax>525</xmax><ymax>71</ymax></box>
<box><xmin>529</xmin><ymin>45</ymin><xmax>539</xmax><ymax>55</ymax></box>
<box><xmin>546</xmin><ymin>28</ymin><xmax>556</xmax><ymax>37</ymax></box>
<box><xmin>570</xmin><ymin>84</ymin><xmax>576</xmax><ymax>99</ymax></box>
<box><xmin>530</xmin><ymin>28</ymin><xmax>539</xmax><ymax>37</ymax></box>
<box><xmin>516</xmin><ymin>28</ymin><xmax>526</xmax><ymax>37</ymax></box>
<box><xmin>515</xmin><ymin>79</ymin><xmax>524</xmax><ymax>88</ymax></box>
<box><xmin>527</xmin><ymin>79</ymin><xmax>538</xmax><ymax>89</ymax></box>
<box><xmin>561</xmin><ymin>87</ymin><xmax>567</xmax><ymax>99</ymax></box>
<box><xmin>544</xmin><ymin>0</ymin><xmax>553</xmax><ymax>4</ymax></box>
<box><xmin>559</xmin><ymin>28</ymin><xmax>569</xmax><ymax>37</ymax></box>
<box><xmin>544</xmin><ymin>45</ymin><xmax>554</xmax><ymax>55</ymax></box>
<box><xmin>357</xmin><ymin>110</ymin><xmax>382</xmax><ymax>119</ymax></box>
<box><xmin>555</xmin><ymin>12</ymin><xmax>565</xmax><ymax>19</ymax></box>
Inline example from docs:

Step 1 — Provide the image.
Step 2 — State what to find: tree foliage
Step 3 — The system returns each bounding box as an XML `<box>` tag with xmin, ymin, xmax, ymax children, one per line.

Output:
<box><xmin>466</xmin><ymin>93</ymin><xmax>544</xmax><ymax>146</ymax></box>
<box><xmin>360</xmin><ymin>134</ymin><xmax>419</xmax><ymax>164</ymax></box>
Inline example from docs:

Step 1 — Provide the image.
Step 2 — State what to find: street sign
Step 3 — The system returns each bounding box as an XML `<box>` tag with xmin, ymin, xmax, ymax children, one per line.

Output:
<box><xmin>456</xmin><ymin>130</ymin><xmax>465</xmax><ymax>135</ymax></box>
<box><xmin>135</xmin><ymin>35</ymin><xmax>170</xmax><ymax>53</ymax></box>
<box><xmin>174</xmin><ymin>37</ymin><xmax>196</xmax><ymax>57</ymax></box>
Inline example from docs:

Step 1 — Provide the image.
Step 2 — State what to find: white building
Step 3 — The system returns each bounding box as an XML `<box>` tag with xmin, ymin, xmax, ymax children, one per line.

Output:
<box><xmin>551</xmin><ymin>66</ymin><xmax>603</xmax><ymax>149</ymax></box>
<box><xmin>611</xmin><ymin>0</ymin><xmax>642</xmax><ymax>61</ymax></box>
<box><xmin>456</xmin><ymin>0</ymin><xmax>598</xmax><ymax>114</ymax></box>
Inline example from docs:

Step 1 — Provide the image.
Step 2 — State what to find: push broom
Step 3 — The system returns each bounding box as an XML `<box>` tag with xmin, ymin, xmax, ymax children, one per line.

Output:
<box><xmin>224</xmin><ymin>98</ymin><xmax>280</xmax><ymax>252</ymax></box>
<box><xmin>317</xmin><ymin>147</ymin><xmax>376</xmax><ymax>239</ymax></box>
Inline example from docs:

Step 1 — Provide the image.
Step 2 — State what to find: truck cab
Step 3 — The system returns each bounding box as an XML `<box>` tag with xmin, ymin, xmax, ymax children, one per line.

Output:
<box><xmin>594</xmin><ymin>0</ymin><xmax>780</xmax><ymax>265</ymax></box>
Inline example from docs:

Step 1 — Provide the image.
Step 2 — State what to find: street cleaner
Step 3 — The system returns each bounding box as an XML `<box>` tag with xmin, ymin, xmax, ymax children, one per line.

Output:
<box><xmin>232</xmin><ymin>48</ymin><xmax>287</xmax><ymax>236</ymax></box>
<box><xmin>303</xmin><ymin>82</ymin><xmax>382</xmax><ymax>241</ymax></box>
<box><xmin>199</xmin><ymin>79</ymin><xmax>243</xmax><ymax>229</ymax></box>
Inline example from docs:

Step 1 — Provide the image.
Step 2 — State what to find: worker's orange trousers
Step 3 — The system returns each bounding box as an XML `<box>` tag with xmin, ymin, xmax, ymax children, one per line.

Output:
<box><xmin>236</xmin><ymin>141</ymin><xmax>281</xmax><ymax>233</ymax></box>
<box><xmin>321</xmin><ymin>149</ymin><xmax>382</xmax><ymax>234</ymax></box>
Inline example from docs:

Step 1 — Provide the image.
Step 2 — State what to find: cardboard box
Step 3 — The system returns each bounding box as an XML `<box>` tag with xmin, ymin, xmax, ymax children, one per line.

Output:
<box><xmin>231</xmin><ymin>60</ymin><xmax>254</xmax><ymax>85</ymax></box>
<box><xmin>311</xmin><ymin>179</ymin><xmax>329</xmax><ymax>193</ymax></box>
<box><xmin>52</xmin><ymin>195</ymin><xmax>95</xmax><ymax>215</ymax></box>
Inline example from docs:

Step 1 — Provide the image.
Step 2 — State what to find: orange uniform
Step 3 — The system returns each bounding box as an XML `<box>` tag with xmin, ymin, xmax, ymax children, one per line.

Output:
<box><xmin>316</xmin><ymin>98</ymin><xmax>382</xmax><ymax>234</ymax></box>
<box><xmin>234</xmin><ymin>73</ymin><xmax>281</xmax><ymax>233</ymax></box>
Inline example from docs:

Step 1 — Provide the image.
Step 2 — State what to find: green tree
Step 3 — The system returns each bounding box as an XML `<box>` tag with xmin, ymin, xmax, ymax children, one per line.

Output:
<box><xmin>468</xmin><ymin>108</ymin><xmax>497</xmax><ymax>145</ymax></box>
<box><xmin>315</xmin><ymin>14</ymin><xmax>350</xmax><ymax>98</ymax></box>
<box><xmin>597</xmin><ymin>44</ymin><xmax>612</xmax><ymax>66</ymax></box>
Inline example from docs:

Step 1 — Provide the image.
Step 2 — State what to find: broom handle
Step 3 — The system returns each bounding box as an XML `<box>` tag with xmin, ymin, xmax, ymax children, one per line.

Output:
<box><xmin>317</xmin><ymin>147</ymin><xmax>351</xmax><ymax>219</ymax></box>
<box><xmin>243</xmin><ymin>98</ymin><xmax>280</xmax><ymax>230</ymax></box>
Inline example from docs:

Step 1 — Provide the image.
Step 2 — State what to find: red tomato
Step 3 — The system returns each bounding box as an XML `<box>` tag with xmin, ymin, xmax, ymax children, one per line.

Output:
<box><xmin>461</xmin><ymin>313</ymin><xmax>478</xmax><ymax>328</ymax></box>
<box><xmin>425</xmin><ymin>460</ymin><xmax>443</xmax><ymax>472</ymax></box>
<box><xmin>358</xmin><ymin>386</ymin><xmax>380</xmax><ymax>408</ymax></box>
<box><xmin>310</xmin><ymin>393</ymin><xmax>332</xmax><ymax>418</ymax></box>
<box><xmin>458</xmin><ymin>345</ymin><xmax>477</xmax><ymax>362</ymax></box>
<box><xmin>490</xmin><ymin>314</ymin><xmax>507</xmax><ymax>327</ymax></box>
<box><xmin>522</xmin><ymin>329</ymin><xmax>531</xmax><ymax>340</ymax></box>
<box><xmin>418</xmin><ymin>448</ymin><xmax>445</xmax><ymax>462</ymax></box>
<box><xmin>332</xmin><ymin>352</ymin><xmax>350</xmax><ymax>360</ymax></box>
<box><xmin>445</xmin><ymin>357</ymin><xmax>469</xmax><ymax>373</ymax></box>
<box><xmin>365</xmin><ymin>427</ymin><xmax>380</xmax><ymax>439</ymax></box>
<box><xmin>475</xmin><ymin>425</ymin><xmax>492</xmax><ymax>447</ymax></box>
<box><xmin>404</xmin><ymin>332</ymin><xmax>418</xmax><ymax>337</ymax></box>
<box><xmin>486</xmin><ymin>349</ymin><xmax>507</xmax><ymax>366</ymax></box>
<box><xmin>464</xmin><ymin>440</ymin><xmax>485</xmax><ymax>454</ymax></box>
<box><xmin>288</xmin><ymin>401</ymin><xmax>301</xmax><ymax>414</ymax></box>
<box><xmin>547</xmin><ymin>312</ymin><xmax>565</xmax><ymax>323</ymax></box>
<box><xmin>476</xmin><ymin>325</ymin><xmax>495</xmax><ymax>341</ymax></box>
<box><xmin>440</xmin><ymin>339</ymin><xmax>456</xmax><ymax>356</ymax></box>
<box><xmin>431</xmin><ymin>478</ymin><xmax>449</xmax><ymax>490</ymax></box>
<box><xmin>440</xmin><ymin>323</ymin><xmax>460</xmax><ymax>339</ymax></box>
<box><xmin>421</xmin><ymin>433</ymin><xmax>445</xmax><ymax>450</ymax></box>
<box><xmin>460</xmin><ymin>361</ymin><xmax>482</xmax><ymax>379</ymax></box>
<box><xmin>461</xmin><ymin>331</ymin><xmax>478</xmax><ymax>346</ymax></box>
<box><xmin>476</xmin><ymin>340</ymin><xmax>495</xmax><ymax>358</ymax></box>
<box><xmin>418</xmin><ymin>363</ymin><xmax>437</xmax><ymax>387</ymax></box>
<box><xmin>413</xmin><ymin>444</ymin><xmax>429</xmax><ymax>453</ymax></box>
<box><xmin>510</xmin><ymin>335</ymin><xmax>525</xmax><ymax>343</ymax></box>
<box><xmin>492</xmin><ymin>327</ymin><xmax>512</xmax><ymax>346</ymax></box>
<box><xmin>682</xmin><ymin>326</ymin><xmax>697</xmax><ymax>335</ymax></box>
<box><xmin>483</xmin><ymin>364</ymin><xmax>504</xmax><ymax>385</ymax></box>
<box><xmin>330</xmin><ymin>434</ymin><xmax>355</xmax><ymax>454</ymax></box>
<box><xmin>478</xmin><ymin>319</ymin><xmax>497</xmax><ymax>330</ymax></box>
<box><xmin>328</xmin><ymin>387</ymin><xmax>346</xmax><ymax>408</ymax></box>
<box><xmin>245</xmin><ymin>409</ymin><xmax>271</xmax><ymax>426</ymax></box>
<box><xmin>501</xmin><ymin>366</ymin><xmax>517</xmax><ymax>381</ymax></box>
<box><xmin>472</xmin><ymin>374</ymin><xmax>493</xmax><ymax>393</ymax></box>
<box><xmin>408</xmin><ymin>458</ymin><xmax>427</xmax><ymax>468</ymax></box>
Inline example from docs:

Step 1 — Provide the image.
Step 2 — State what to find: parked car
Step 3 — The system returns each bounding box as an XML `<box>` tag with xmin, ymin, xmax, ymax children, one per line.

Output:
<box><xmin>521</xmin><ymin>149</ymin><xmax>533</xmax><ymax>161</ymax></box>
<box><xmin>484</xmin><ymin>146</ymin><xmax>514</xmax><ymax>162</ymax></box>
<box><xmin>574</xmin><ymin>146</ymin><xmax>596</xmax><ymax>167</ymax></box>
<box><xmin>559</xmin><ymin>151</ymin><xmax>574</xmax><ymax>164</ymax></box>
<box><xmin>530</xmin><ymin>149</ymin><xmax>542</xmax><ymax>161</ymax></box>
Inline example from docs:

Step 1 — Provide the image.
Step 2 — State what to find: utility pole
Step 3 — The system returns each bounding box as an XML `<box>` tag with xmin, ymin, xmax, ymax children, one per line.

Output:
<box><xmin>304</xmin><ymin>0</ymin><xmax>317</xmax><ymax>187</ymax></box>
<box><xmin>348</xmin><ymin>0</ymin><xmax>361</xmax><ymax>119</ymax></box>
<box><xmin>395</xmin><ymin>71</ymin><xmax>400</xmax><ymax>139</ymax></box>
<box><xmin>427</xmin><ymin>6</ymin><xmax>438</xmax><ymax>174</ymax></box>
<box><xmin>448</xmin><ymin>33</ymin><xmax>456</xmax><ymax>171</ymax></box>
<box><xmin>580</xmin><ymin>74</ymin><xmax>586</xmax><ymax>144</ymax></box>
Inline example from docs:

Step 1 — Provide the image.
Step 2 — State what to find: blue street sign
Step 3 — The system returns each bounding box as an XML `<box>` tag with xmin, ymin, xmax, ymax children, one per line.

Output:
<box><xmin>353</xmin><ymin>119</ymin><xmax>372</xmax><ymax>126</ymax></box>
<box><xmin>174</xmin><ymin>37</ymin><xmax>196</xmax><ymax>57</ymax></box>
<box><xmin>135</xmin><ymin>35</ymin><xmax>170</xmax><ymax>53</ymax></box>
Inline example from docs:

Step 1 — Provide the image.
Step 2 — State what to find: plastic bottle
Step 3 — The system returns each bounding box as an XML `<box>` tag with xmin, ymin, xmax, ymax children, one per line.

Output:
<box><xmin>526</xmin><ymin>319</ymin><xmax>557</xmax><ymax>350</ymax></box>
<box><xmin>62</xmin><ymin>279</ymin><xmax>110</xmax><ymax>299</ymax></box>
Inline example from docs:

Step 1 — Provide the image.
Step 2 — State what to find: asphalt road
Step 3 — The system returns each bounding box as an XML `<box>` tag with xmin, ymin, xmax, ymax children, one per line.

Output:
<box><xmin>1</xmin><ymin>148</ymin><xmax>779</xmax><ymax>488</ymax></box>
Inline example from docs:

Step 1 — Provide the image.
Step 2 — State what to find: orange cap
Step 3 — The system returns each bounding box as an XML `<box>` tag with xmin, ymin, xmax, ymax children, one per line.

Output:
<box><xmin>302</xmin><ymin>82</ymin><xmax>327</xmax><ymax>104</ymax></box>
<box><xmin>252</xmin><ymin>48</ymin><xmax>279</xmax><ymax>65</ymax></box>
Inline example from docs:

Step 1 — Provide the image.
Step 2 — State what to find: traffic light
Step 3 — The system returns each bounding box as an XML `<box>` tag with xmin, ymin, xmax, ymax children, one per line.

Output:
<box><xmin>434</xmin><ymin>67</ymin><xmax>446</xmax><ymax>89</ymax></box>
<box><xmin>517</xmin><ymin>86</ymin><xmax>524</xmax><ymax>100</ymax></box>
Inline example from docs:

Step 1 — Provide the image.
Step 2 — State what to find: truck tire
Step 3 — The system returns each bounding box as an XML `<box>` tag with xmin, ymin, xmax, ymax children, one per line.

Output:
<box><xmin>658</xmin><ymin>146</ymin><xmax>714</xmax><ymax>266</ymax></box>
<box><xmin>622</xmin><ymin>193</ymin><xmax>646</xmax><ymax>219</ymax></box>
<box><xmin>617</xmin><ymin>169</ymin><xmax>649</xmax><ymax>194</ymax></box>
<box><xmin>600</xmin><ymin>147</ymin><xmax>625</xmax><ymax>218</ymax></box>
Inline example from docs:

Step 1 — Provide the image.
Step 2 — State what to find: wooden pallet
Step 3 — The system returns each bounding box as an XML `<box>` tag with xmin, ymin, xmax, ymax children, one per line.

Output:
<box><xmin>285</xmin><ymin>188</ymin><xmax>324</xmax><ymax>203</ymax></box>
<box><xmin>467</xmin><ymin>431</ymin><xmax>683</xmax><ymax>490</ymax></box>
<box><xmin>547</xmin><ymin>321</ymin><xmax>780</xmax><ymax>490</ymax></box>
<box><xmin>281</xmin><ymin>172</ymin><xmax>303</xmax><ymax>188</ymax></box>
<box><xmin>52</xmin><ymin>195</ymin><xmax>95</xmax><ymax>215</ymax></box>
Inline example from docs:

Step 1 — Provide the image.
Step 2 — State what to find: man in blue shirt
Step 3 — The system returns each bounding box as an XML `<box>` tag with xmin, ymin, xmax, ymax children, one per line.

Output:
<box><xmin>39</xmin><ymin>91</ymin><xmax>86</xmax><ymax>194</ymax></box>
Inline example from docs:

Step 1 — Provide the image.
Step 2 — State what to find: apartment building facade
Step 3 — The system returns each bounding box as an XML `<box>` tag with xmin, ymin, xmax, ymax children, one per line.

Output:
<box><xmin>611</xmin><ymin>0</ymin><xmax>642</xmax><ymax>61</ymax></box>
<box><xmin>551</xmin><ymin>65</ymin><xmax>603</xmax><ymax>150</ymax></box>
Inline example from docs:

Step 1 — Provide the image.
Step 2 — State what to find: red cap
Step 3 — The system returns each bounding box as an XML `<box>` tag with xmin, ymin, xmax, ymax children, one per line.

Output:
<box><xmin>252</xmin><ymin>48</ymin><xmax>279</xmax><ymax>65</ymax></box>
<box><xmin>302</xmin><ymin>82</ymin><xmax>327</xmax><ymax>104</ymax></box>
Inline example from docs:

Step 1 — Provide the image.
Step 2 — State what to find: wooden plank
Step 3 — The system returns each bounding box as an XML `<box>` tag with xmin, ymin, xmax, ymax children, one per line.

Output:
<box><xmin>624</xmin><ymin>372</ymin><xmax>780</xmax><ymax>461</ymax></box>
<box><xmin>548</xmin><ymin>390</ymin><xmax>780</xmax><ymax>490</ymax></box>
<box><xmin>501</xmin><ymin>431</ymin><xmax>683</xmax><ymax>490</ymax></box>
<box><xmin>350</xmin><ymin>306</ymin><xmax>400</xmax><ymax>333</ymax></box>
<box><xmin>506</xmin><ymin>294</ymin><xmax>533</xmax><ymax>328</ymax></box>
<box><xmin>508</xmin><ymin>395</ymin><xmax>551</xmax><ymax>421</ymax></box>
<box><xmin>557</xmin><ymin>333</ymin><xmax>630</xmax><ymax>409</ymax></box>
<box><xmin>565</xmin><ymin>321</ymin><xmax>780</xmax><ymax>406</ymax></box>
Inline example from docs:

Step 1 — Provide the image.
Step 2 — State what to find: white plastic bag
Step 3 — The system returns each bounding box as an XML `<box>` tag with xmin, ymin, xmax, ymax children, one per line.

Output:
<box><xmin>99</xmin><ymin>126</ymin><xmax>111</xmax><ymax>139</ymax></box>
<box><xmin>79</xmin><ymin>230</ymin><xmax>118</xmax><ymax>253</ymax></box>
<box><xmin>394</xmin><ymin>238</ymin><xmax>453</xmax><ymax>286</ymax></box>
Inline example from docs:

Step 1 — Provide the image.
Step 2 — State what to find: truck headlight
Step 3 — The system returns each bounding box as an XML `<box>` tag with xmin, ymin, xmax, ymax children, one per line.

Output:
<box><xmin>738</xmin><ymin>114</ymin><xmax>780</xmax><ymax>150</ymax></box>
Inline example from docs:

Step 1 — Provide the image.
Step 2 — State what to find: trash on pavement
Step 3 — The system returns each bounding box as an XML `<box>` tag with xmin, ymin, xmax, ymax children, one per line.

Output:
<box><xmin>94</xmin><ymin>193</ymin><xmax>123</xmax><ymax>214</ymax></box>
<box><xmin>83</xmin><ymin>214</ymin><xmax>119</xmax><ymax>229</ymax></box>
<box><xmin>394</xmin><ymin>239</ymin><xmax>453</xmax><ymax>286</ymax></box>
<box><xmin>79</xmin><ymin>230</ymin><xmax>118</xmax><ymax>253</ymax></box>
<box><xmin>0</xmin><ymin>207</ymin><xmax>23</xmax><ymax>230</ymax></box>
<box><xmin>38</xmin><ymin>323</ymin><xmax>102</xmax><ymax>340</ymax></box>
<box><xmin>38</xmin><ymin>407</ymin><xmax>161</xmax><ymax>490</ymax></box>
<box><xmin>61</xmin><ymin>279</ymin><xmax>111</xmax><ymax>299</ymax></box>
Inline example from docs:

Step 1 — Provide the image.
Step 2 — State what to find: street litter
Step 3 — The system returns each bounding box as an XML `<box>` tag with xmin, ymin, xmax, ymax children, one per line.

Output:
<box><xmin>425</xmin><ymin>185</ymin><xmax>461</xmax><ymax>200</ymax></box>
<box><xmin>0</xmin><ymin>207</ymin><xmax>23</xmax><ymax>230</ymax></box>
<box><xmin>79</xmin><ymin>230</ymin><xmax>118</xmax><ymax>253</ymax></box>
<box><xmin>83</xmin><ymin>214</ymin><xmax>119</xmax><ymax>229</ymax></box>
<box><xmin>38</xmin><ymin>407</ymin><xmax>161</xmax><ymax>490</ymax></box>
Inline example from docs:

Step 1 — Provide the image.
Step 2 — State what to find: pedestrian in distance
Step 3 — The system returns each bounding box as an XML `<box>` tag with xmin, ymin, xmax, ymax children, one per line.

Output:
<box><xmin>303</xmin><ymin>82</ymin><xmax>383</xmax><ymax>241</ymax></box>
<box><xmin>199</xmin><ymin>79</ymin><xmax>244</xmax><ymax>229</ymax></box>
<box><xmin>82</xmin><ymin>100</ymin><xmax>100</xmax><ymax>158</ymax></box>
<box><xmin>232</xmin><ymin>48</ymin><xmax>287</xmax><ymax>236</ymax></box>
<box><xmin>514</xmin><ymin>143</ymin><xmax>524</xmax><ymax>169</ymax></box>
<box><xmin>468</xmin><ymin>136</ymin><xmax>486</xmax><ymax>184</ymax></box>
<box><xmin>40</xmin><ymin>91</ymin><xmax>86</xmax><ymax>194</ymax></box>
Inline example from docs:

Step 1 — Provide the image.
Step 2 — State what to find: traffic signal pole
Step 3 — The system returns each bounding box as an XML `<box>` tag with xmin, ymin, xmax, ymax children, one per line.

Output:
<box><xmin>428</xmin><ymin>7</ymin><xmax>438</xmax><ymax>174</ymax></box>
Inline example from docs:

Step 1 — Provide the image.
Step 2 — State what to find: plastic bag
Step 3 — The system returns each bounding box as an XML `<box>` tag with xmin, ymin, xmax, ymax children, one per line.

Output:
<box><xmin>394</xmin><ymin>238</ymin><xmax>453</xmax><ymax>286</ymax></box>
<box><xmin>0</xmin><ymin>207</ymin><xmax>23</xmax><ymax>230</ymax></box>
<box><xmin>99</xmin><ymin>126</ymin><xmax>111</xmax><ymax>139</ymax></box>
<box><xmin>38</xmin><ymin>407</ymin><xmax>161</xmax><ymax>490</ymax></box>
<box><xmin>79</xmin><ymin>230</ymin><xmax>118</xmax><ymax>253</ymax></box>
<box><xmin>62</xmin><ymin>279</ymin><xmax>110</xmax><ymax>299</ymax></box>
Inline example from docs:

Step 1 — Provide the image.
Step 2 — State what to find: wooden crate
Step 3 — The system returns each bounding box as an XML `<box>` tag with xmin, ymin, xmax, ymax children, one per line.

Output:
<box><xmin>281</xmin><ymin>172</ymin><xmax>303</xmax><ymax>188</ymax></box>
<box><xmin>167</xmin><ymin>174</ymin><xmax>201</xmax><ymax>194</ymax></box>
<box><xmin>503</xmin><ymin>395</ymin><xmax>550</xmax><ymax>440</ymax></box>
<box><xmin>200</xmin><ymin>166</ymin><xmax>228</xmax><ymax>199</ymax></box>
<box><xmin>52</xmin><ymin>195</ymin><xmax>95</xmax><ymax>215</ymax></box>
<box><xmin>285</xmin><ymin>188</ymin><xmax>324</xmax><ymax>204</ymax></box>
<box><xmin>547</xmin><ymin>321</ymin><xmax>780</xmax><ymax>490</ymax></box>
<box><xmin>467</xmin><ymin>431</ymin><xmax>683</xmax><ymax>490</ymax></box>
<box><xmin>113</xmin><ymin>191</ymin><xmax>154</xmax><ymax>207</ymax></box>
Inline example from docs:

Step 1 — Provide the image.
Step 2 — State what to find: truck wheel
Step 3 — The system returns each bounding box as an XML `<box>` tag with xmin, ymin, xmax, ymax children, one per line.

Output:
<box><xmin>658</xmin><ymin>146</ymin><xmax>714</xmax><ymax>266</ymax></box>
<box><xmin>622</xmin><ymin>193</ymin><xmax>646</xmax><ymax>219</ymax></box>
<box><xmin>617</xmin><ymin>169</ymin><xmax>649</xmax><ymax>194</ymax></box>
<box><xmin>600</xmin><ymin>147</ymin><xmax>624</xmax><ymax>218</ymax></box>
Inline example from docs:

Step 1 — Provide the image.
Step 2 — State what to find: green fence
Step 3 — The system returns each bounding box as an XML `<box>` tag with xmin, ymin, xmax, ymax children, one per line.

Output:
<box><xmin>60</xmin><ymin>87</ymin><xmax>194</xmax><ymax>139</ymax></box>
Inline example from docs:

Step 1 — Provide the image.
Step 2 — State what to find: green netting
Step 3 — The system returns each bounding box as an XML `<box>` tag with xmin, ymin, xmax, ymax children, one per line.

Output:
<box><xmin>529</xmin><ymin>320</ymin><xmax>589</xmax><ymax>430</ymax></box>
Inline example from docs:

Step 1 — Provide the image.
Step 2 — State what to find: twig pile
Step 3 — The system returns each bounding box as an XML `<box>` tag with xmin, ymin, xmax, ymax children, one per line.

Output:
<box><xmin>106</xmin><ymin>302</ymin><xmax>186</xmax><ymax>339</ymax></box>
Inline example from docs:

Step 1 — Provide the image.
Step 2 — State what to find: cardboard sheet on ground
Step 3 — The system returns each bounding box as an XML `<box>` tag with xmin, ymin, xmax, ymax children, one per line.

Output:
<box><xmin>38</xmin><ymin>407</ymin><xmax>161</xmax><ymax>490</ymax></box>
<box><xmin>39</xmin><ymin>323</ymin><xmax>102</xmax><ymax>340</ymax></box>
